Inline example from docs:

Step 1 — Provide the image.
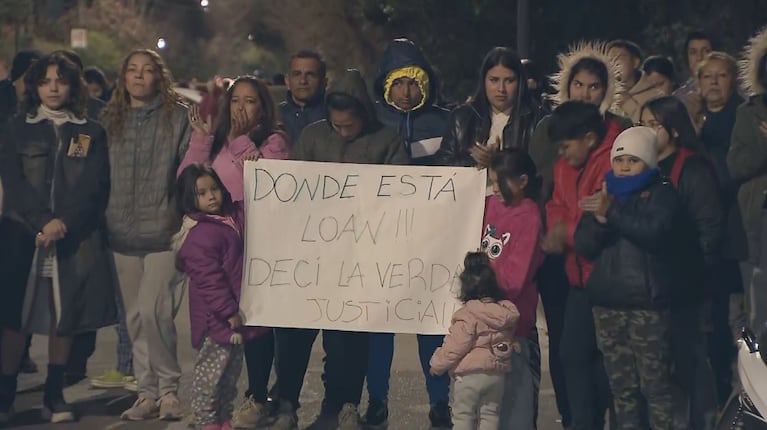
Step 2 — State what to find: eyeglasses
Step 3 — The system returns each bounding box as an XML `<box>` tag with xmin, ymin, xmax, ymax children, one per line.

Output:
<box><xmin>635</xmin><ymin>121</ymin><xmax>664</xmax><ymax>130</ymax></box>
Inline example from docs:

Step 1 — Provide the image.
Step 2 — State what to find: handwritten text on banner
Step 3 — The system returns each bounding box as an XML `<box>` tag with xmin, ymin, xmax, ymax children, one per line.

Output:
<box><xmin>240</xmin><ymin>159</ymin><xmax>486</xmax><ymax>334</ymax></box>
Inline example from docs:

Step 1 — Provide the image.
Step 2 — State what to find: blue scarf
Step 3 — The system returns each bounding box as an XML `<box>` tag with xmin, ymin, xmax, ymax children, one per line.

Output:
<box><xmin>604</xmin><ymin>168</ymin><xmax>660</xmax><ymax>202</ymax></box>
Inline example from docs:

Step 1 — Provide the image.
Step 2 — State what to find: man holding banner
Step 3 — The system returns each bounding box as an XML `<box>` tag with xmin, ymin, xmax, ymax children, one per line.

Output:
<box><xmin>268</xmin><ymin>68</ymin><xmax>408</xmax><ymax>430</ymax></box>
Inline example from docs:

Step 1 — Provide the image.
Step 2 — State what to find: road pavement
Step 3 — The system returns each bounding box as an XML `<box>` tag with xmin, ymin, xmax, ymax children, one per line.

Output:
<box><xmin>9</xmin><ymin>302</ymin><xmax>566</xmax><ymax>430</ymax></box>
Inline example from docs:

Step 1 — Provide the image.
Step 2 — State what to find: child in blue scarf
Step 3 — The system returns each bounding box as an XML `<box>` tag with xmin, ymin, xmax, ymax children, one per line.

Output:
<box><xmin>574</xmin><ymin>126</ymin><xmax>684</xmax><ymax>430</ymax></box>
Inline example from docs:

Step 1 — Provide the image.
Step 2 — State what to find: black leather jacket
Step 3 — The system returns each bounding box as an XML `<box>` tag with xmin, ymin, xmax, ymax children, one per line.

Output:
<box><xmin>434</xmin><ymin>101</ymin><xmax>542</xmax><ymax>166</ymax></box>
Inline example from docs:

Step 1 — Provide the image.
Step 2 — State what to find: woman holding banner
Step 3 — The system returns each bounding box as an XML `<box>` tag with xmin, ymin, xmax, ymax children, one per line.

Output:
<box><xmin>178</xmin><ymin>75</ymin><xmax>289</xmax><ymax>428</ymax></box>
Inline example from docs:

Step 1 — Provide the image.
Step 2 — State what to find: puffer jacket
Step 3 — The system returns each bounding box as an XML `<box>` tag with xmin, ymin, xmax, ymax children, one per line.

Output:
<box><xmin>175</xmin><ymin>203</ymin><xmax>269</xmax><ymax>349</ymax></box>
<box><xmin>105</xmin><ymin>97</ymin><xmax>191</xmax><ymax>254</ymax></box>
<box><xmin>574</xmin><ymin>177</ymin><xmax>687</xmax><ymax>309</ymax></box>
<box><xmin>293</xmin><ymin>69</ymin><xmax>409</xmax><ymax>165</ymax></box>
<box><xmin>429</xmin><ymin>299</ymin><xmax>519</xmax><ymax>376</ymax></box>
<box><xmin>728</xmin><ymin>95</ymin><xmax>767</xmax><ymax>265</ymax></box>
<box><xmin>373</xmin><ymin>39</ymin><xmax>449</xmax><ymax>165</ymax></box>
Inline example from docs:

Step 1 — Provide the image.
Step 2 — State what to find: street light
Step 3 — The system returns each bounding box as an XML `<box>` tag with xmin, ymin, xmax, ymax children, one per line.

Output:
<box><xmin>200</xmin><ymin>0</ymin><xmax>209</xmax><ymax>6</ymax></box>
<box><xmin>156</xmin><ymin>38</ymin><xmax>167</xmax><ymax>50</ymax></box>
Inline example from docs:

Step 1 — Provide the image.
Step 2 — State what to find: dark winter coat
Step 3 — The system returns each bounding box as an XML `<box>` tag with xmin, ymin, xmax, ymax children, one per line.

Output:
<box><xmin>293</xmin><ymin>69</ymin><xmax>409</xmax><ymax>165</ymax></box>
<box><xmin>658</xmin><ymin>150</ymin><xmax>723</xmax><ymax>266</ymax></box>
<box><xmin>574</xmin><ymin>178</ymin><xmax>688</xmax><ymax>309</ymax></box>
<box><xmin>0</xmin><ymin>114</ymin><xmax>116</xmax><ymax>334</ymax></box>
<box><xmin>279</xmin><ymin>89</ymin><xmax>326</xmax><ymax>145</ymax></box>
<box><xmin>701</xmin><ymin>93</ymin><xmax>748</xmax><ymax>261</ymax></box>
<box><xmin>727</xmin><ymin>95</ymin><xmax>767</xmax><ymax>265</ymax></box>
<box><xmin>373</xmin><ymin>39</ymin><xmax>449</xmax><ymax>165</ymax></box>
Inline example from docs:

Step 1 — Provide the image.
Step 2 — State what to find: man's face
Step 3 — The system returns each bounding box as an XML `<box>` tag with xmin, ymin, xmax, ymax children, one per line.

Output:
<box><xmin>329</xmin><ymin>108</ymin><xmax>364</xmax><ymax>142</ymax></box>
<box><xmin>608</xmin><ymin>46</ymin><xmax>640</xmax><ymax>85</ymax></box>
<box><xmin>687</xmin><ymin>38</ymin><xmax>713</xmax><ymax>74</ymax></box>
<box><xmin>389</xmin><ymin>77</ymin><xmax>423</xmax><ymax>111</ymax></box>
<box><xmin>699</xmin><ymin>58</ymin><xmax>734</xmax><ymax>109</ymax></box>
<box><xmin>559</xmin><ymin>133</ymin><xmax>596</xmax><ymax>168</ymax></box>
<box><xmin>286</xmin><ymin>57</ymin><xmax>326</xmax><ymax>105</ymax></box>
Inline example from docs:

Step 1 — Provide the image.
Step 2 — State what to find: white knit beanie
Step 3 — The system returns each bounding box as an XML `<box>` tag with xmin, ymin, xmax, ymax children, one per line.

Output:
<box><xmin>611</xmin><ymin>126</ymin><xmax>659</xmax><ymax>169</ymax></box>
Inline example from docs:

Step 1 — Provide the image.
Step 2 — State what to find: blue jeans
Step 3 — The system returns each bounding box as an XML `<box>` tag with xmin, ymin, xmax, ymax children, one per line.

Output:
<box><xmin>366</xmin><ymin>333</ymin><xmax>449</xmax><ymax>405</ymax></box>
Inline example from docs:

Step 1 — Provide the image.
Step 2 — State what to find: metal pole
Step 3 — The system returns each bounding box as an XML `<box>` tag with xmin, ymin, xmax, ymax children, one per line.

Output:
<box><xmin>516</xmin><ymin>0</ymin><xmax>530</xmax><ymax>58</ymax></box>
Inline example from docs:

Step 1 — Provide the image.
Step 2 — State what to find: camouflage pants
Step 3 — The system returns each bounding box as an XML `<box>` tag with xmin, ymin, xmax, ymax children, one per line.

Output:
<box><xmin>593</xmin><ymin>307</ymin><xmax>673</xmax><ymax>430</ymax></box>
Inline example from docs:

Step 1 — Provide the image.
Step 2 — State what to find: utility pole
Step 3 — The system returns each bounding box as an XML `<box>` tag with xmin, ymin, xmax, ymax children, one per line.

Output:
<box><xmin>516</xmin><ymin>0</ymin><xmax>530</xmax><ymax>59</ymax></box>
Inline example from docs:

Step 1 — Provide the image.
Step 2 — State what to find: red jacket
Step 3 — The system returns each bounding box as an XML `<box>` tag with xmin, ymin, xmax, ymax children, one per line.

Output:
<box><xmin>545</xmin><ymin>118</ymin><xmax>625</xmax><ymax>287</ymax></box>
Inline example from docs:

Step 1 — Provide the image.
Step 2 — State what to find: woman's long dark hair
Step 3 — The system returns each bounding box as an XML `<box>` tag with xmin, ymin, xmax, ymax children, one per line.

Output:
<box><xmin>490</xmin><ymin>149</ymin><xmax>542</xmax><ymax>203</ymax></box>
<box><xmin>470</xmin><ymin>47</ymin><xmax>530</xmax><ymax>148</ymax></box>
<box><xmin>211</xmin><ymin>76</ymin><xmax>282</xmax><ymax>160</ymax></box>
<box><xmin>176</xmin><ymin>164</ymin><xmax>234</xmax><ymax>216</ymax></box>
<box><xmin>458</xmin><ymin>252</ymin><xmax>506</xmax><ymax>303</ymax></box>
<box><xmin>640</xmin><ymin>96</ymin><xmax>702</xmax><ymax>152</ymax></box>
<box><xmin>22</xmin><ymin>53</ymin><xmax>87</xmax><ymax>118</ymax></box>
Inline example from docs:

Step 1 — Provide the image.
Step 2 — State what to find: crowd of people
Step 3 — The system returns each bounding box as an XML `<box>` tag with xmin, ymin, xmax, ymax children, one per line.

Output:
<box><xmin>0</xmin><ymin>24</ymin><xmax>766</xmax><ymax>430</ymax></box>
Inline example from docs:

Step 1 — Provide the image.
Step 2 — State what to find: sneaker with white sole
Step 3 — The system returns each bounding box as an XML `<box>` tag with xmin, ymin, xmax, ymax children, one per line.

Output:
<box><xmin>159</xmin><ymin>392</ymin><xmax>183</xmax><ymax>421</ymax></box>
<box><xmin>91</xmin><ymin>370</ymin><xmax>128</xmax><ymax>388</ymax></box>
<box><xmin>41</xmin><ymin>398</ymin><xmax>75</xmax><ymax>423</ymax></box>
<box><xmin>123</xmin><ymin>376</ymin><xmax>138</xmax><ymax>392</ymax></box>
<box><xmin>120</xmin><ymin>397</ymin><xmax>159</xmax><ymax>421</ymax></box>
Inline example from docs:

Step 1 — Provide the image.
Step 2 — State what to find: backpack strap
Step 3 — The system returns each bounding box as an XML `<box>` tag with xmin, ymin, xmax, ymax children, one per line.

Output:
<box><xmin>669</xmin><ymin>147</ymin><xmax>696</xmax><ymax>188</ymax></box>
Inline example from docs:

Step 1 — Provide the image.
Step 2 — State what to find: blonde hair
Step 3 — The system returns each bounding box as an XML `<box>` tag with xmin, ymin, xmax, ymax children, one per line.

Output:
<box><xmin>696</xmin><ymin>51</ymin><xmax>738</xmax><ymax>81</ymax></box>
<box><xmin>101</xmin><ymin>49</ymin><xmax>179</xmax><ymax>135</ymax></box>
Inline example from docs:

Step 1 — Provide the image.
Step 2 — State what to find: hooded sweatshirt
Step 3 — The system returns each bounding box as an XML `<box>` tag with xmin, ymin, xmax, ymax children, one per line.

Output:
<box><xmin>293</xmin><ymin>69</ymin><xmax>409</xmax><ymax>165</ymax></box>
<box><xmin>482</xmin><ymin>196</ymin><xmax>543</xmax><ymax>337</ymax></box>
<box><xmin>429</xmin><ymin>299</ymin><xmax>519</xmax><ymax>376</ymax></box>
<box><xmin>373</xmin><ymin>39</ymin><xmax>449</xmax><ymax>165</ymax></box>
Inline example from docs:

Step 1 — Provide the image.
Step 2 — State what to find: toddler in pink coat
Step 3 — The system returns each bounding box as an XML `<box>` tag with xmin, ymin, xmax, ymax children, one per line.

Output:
<box><xmin>430</xmin><ymin>252</ymin><xmax>519</xmax><ymax>430</ymax></box>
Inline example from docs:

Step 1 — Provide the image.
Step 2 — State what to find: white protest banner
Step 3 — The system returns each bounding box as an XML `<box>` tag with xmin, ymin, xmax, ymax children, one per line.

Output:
<box><xmin>240</xmin><ymin>159</ymin><xmax>487</xmax><ymax>334</ymax></box>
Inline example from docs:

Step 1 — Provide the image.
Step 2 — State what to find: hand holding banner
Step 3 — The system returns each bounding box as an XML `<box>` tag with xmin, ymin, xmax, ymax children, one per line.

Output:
<box><xmin>240</xmin><ymin>159</ymin><xmax>486</xmax><ymax>334</ymax></box>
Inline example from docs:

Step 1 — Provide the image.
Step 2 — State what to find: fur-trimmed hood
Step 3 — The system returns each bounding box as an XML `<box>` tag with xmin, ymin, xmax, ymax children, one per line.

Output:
<box><xmin>548</xmin><ymin>41</ymin><xmax>624</xmax><ymax>115</ymax></box>
<box><xmin>740</xmin><ymin>26</ymin><xmax>767</xmax><ymax>97</ymax></box>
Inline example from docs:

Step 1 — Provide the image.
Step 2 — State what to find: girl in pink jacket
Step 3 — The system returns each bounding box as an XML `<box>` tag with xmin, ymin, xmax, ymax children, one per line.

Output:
<box><xmin>485</xmin><ymin>149</ymin><xmax>544</xmax><ymax>429</ymax></box>
<box><xmin>430</xmin><ymin>252</ymin><xmax>519</xmax><ymax>430</ymax></box>
<box><xmin>177</xmin><ymin>76</ymin><xmax>288</xmax><ymax>428</ymax></box>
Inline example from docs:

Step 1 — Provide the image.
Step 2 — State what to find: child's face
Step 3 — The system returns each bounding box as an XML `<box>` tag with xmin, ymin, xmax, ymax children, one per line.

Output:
<box><xmin>612</xmin><ymin>155</ymin><xmax>648</xmax><ymax>177</ymax></box>
<box><xmin>195</xmin><ymin>175</ymin><xmax>223</xmax><ymax>214</ymax></box>
<box><xmin>489</xmin><ymin>169</ymin><xmax>527</xmax><ymax>205</ymax></box>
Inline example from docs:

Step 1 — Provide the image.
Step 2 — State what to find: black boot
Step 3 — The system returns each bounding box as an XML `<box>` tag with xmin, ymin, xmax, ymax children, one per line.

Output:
<box><xmin>429</xmin><ymin>401</ymin><xmax>453</xmax><ymax>429</ymax></box>
<box><xmin>43</xmin><ymin>364</ymin><xmax>75</xmax><ymax>423</ymax></box>
<box><xmin>0</xmin><ymin>373</ymin><xmax>18</xmax><ymax>424</ymax></box>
